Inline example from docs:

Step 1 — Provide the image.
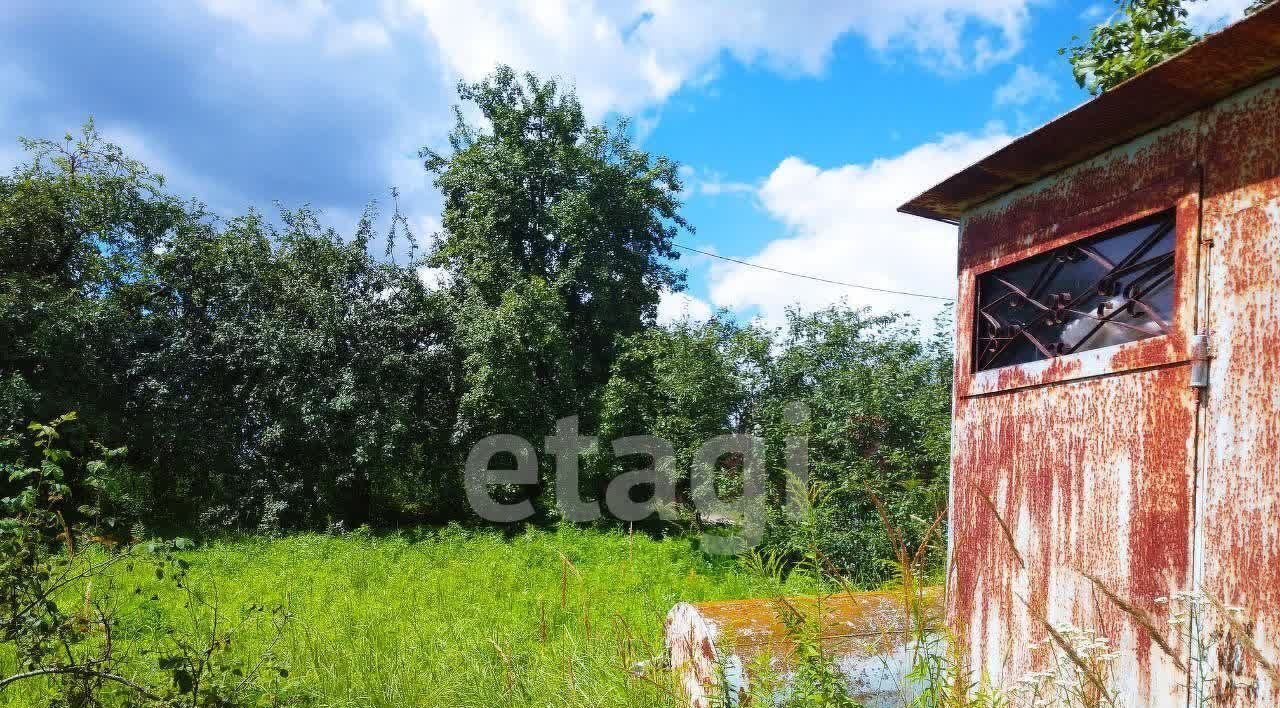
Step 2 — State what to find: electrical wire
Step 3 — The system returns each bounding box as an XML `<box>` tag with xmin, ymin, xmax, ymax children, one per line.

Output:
<box><xmin>670</xmin><ymin>242</ymin><xmax>954</xmax><ymax>301</ymax></box>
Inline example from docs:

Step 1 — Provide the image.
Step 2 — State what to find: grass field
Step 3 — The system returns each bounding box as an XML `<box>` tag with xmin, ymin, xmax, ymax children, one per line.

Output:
<box><xmin>1</xmin><ymin>525</ymin><xmax>816</xmax><ymax>707</ymax></box>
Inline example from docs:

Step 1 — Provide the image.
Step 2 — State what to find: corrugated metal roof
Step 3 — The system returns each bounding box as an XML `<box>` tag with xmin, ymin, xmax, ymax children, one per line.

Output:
<box><xmin>899</xmin><ymin>2</ymin><xmax>1280</xmax><ymax>223</ymax></box>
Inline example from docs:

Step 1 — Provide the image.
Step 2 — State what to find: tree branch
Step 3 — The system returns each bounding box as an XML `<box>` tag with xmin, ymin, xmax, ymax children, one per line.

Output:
<box><xmin>0</xmin><ymin>665</ymin><xmax>162</xmax><ymax>701</ymax></box>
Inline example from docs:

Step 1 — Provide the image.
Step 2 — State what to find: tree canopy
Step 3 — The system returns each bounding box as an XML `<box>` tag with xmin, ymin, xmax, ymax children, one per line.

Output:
<box><xmin>1061</xmin><ymin>0</ymin><xmax>1199</xmax><ymax>95</ymax></box>
<box><xmin>0</xmin><ymin>69</ymin><xmax>954</xmax><ymax>584</ymax></box>
<box><xmin>424</xmin><ymin>68</ymin><xmax>688</xmax><ymax>444</ymax></box>
<box><xmin>1063</xmin><ymin>0</ymin><xmax>1277</xmax><ymax>95</ymax></box>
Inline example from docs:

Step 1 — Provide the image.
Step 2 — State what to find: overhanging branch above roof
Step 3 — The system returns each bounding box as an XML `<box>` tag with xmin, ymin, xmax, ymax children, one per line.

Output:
<box><xmin>899</xmin><ymin>2</ymin><xmax>1280</xmax><ymax>223</ymax></box>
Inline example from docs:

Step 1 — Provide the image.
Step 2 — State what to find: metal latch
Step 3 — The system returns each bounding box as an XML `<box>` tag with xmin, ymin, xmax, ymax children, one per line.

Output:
<box><xmin>1190</xmin><ymin>332</ymin><xmax>1211</xmax><ymax>389</ymax></box>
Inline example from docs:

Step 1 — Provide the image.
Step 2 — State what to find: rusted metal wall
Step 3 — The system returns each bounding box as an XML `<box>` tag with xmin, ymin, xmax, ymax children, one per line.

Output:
<box><xmin>949</xmin><ymin>74</ymin><xmax>1280</xmax><ymax>705</ymax></box>
<box><xmin>1198</xmin><ymin>77</ymin><xmax>1280</xmax><ymax>706</ymax></box>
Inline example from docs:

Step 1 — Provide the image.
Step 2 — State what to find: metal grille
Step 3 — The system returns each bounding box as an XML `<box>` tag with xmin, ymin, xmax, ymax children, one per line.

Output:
<box><xmin>975</xmin><ymin>212</ymin><xmax>1176</xmax><ymax>371</ymax></box>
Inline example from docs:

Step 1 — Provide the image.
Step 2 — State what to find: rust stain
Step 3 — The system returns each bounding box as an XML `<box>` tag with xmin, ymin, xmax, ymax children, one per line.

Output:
<box><xmin>1199</xmin><ymin>197</ymin><xmax>1280</xmax><ymax>706</ymax></box>
<box><xmin>1203</xmin><ymin>82</ymin><xmax>1280</xmax><ymax>216</ymax></box>
<box><xmin>959</xmin><ymin>130</ymin><xmax>1198</xmax><ymax>272</ymax></box>
<box><xmin>686</xmin><ymin>589</ymin><xmax>940</xmax><ymax>667</ymax></box>
<box><xmin>950</xmin><ymin>366</ymin><xmax>1195</xmax><ymax>704</ymax></box>
<box><xmin>990</xmin><ymin>355</ymin><xmax>1082</xmax><ymax>392</ymax></box>
<box><xmin>944</xmin><ymin>71</ymin><xmax>1280</xmax><ymax>708</ymax></box>
<box><xmin>911</xmin><ymin>19</ymin><xmax>1280</xmax><ymax>706</ymax></box>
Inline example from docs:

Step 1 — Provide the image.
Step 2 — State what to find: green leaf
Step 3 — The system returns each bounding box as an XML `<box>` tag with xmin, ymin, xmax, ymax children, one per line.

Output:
<box><xmin>173</xmin><ymin>668</ymin><xmax>193</xmax><ymax>693</ymax></box>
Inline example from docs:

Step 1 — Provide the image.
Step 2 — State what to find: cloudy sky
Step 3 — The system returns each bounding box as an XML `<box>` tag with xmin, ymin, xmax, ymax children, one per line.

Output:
<box><xmin>0</xmin><ymin>0</ymin><xmax>1256</xmax><ymax>329</ymax></box>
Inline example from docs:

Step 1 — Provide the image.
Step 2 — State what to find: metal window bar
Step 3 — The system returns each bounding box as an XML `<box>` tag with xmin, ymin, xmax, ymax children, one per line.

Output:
<box><xmin>974</xmin><ymin>212</ymin><xmax>1177</xmax><ymax>372</ymax></box>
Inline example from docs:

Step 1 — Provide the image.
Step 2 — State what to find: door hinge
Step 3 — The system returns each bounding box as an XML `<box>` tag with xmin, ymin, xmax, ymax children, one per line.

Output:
<box><xmin>1190</xmin><ymin>331</ymin><xmax>1211</xmax><ymax>389</ymax></box>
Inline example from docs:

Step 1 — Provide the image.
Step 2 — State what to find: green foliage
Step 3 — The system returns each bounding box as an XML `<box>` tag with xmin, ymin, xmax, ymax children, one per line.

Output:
<box><xmin>1247</xmin><ymin>0</ymin><xmax>1277</xmax><ymax>14</ymax></box>
<box><xmin>750</xmin><ymin>481</ymin><xmax>864</xmax><ymax>708</ymax></box>
<box><xmin>2</xmin><ymin>69</ymin><xmax>953</xmax><ymax>586</ymax></box>
<box><xmin>0</xmin><ymin>526</ymin><xmax>813</xmax><ymax>707</ymax></box>
<box><xmin>134</xmin><ymin>203</ymin><xmax>457</xmax><ymax>531</ymax></box>
<box><xmin>772</xmin><ymin>597</ymin><xmax>863</xmax><ymax>708</ymax></box>
<box><xmin>597</xmin><ymin>306</ymin><xmax>953</xmax><ymax>584</ymax></box>
<box><xmin>596</xmin><ymin>317</ymin><xmax>768</xmax><ymax>503</ymax></box>
<box><xmin>424</xmin><ymin>66</ymin><xmax>689</xmax><ymax>465</ymax></box>
<box><xmin>1060</xmin><ymin>0</ymin><xmax>1199</xmax><ymax>95</ymax></box>
<box><xmin>760</xmin><ymin>306</ymin><xmax>952</xmax><ymax>584</ymax></box>
<box><xmin>455</xmin><ymin>276</ymin><xmax>573</xmax><ymax>450</ymax></box>
<box><xmin>0</xmin><ymin>122</ymin><xmax>458</xmax><ymax>532</ymax></box>
<box><xmin>0</xmin><ymin>69</ymin><xmax>697</xmax><ymax>531</ymax></box>
<box><xmin>0</xmin><ymin>415</ymin><xmax>292</xmax><ymax>706</ymax></box>
<box><xmin>0</xmin><ymin>121</ymin><xmax>185</xmax><ymax>434</ymax></box>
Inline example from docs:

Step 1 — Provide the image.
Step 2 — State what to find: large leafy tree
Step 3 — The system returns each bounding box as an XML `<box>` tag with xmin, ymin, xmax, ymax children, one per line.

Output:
<box><xmin>0</xmin><ymin>123</ymin><xmax>187</xmax><ymax>435</ymax></box>
<box><xmin>2</xmin><ymin>88</ymin><xmax>955</xmax><ymax>582</ymax></box>
<box><xmin>1</xmin><ymin>124</ymin><xmax>459</xmax><ymax>532</ymax></box>
<box><xmin>422</xmin><ymin>66</ymin><xmax>690</xmax><ymax>505</ymax></box>
<box><xmin>132</xmin><ymin>206</ymin><xmax>458</xmax><ymax>530</ymax></box>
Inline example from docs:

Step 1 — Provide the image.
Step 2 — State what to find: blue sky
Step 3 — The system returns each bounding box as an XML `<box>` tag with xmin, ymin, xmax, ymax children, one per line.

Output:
<box><xmin>0</xmin><ymin>0</ymin><xmax>1254</xmax><ymax>329</ymax></box>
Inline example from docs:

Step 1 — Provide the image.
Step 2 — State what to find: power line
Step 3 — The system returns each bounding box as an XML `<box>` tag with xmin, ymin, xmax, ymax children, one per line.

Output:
<box><xmin>670</xmin><ymin>243</ymin><xmax>955</xmax><ymax>302</ymax></box>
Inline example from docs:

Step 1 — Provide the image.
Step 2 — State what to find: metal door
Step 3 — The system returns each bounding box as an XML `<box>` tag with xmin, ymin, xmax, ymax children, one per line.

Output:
<box><xmin>1197</xmin><ymin>198</ymin><xmax>1280</xmax><ymax>706</ymax></box>
<box><xmin>949</xmin><ymin>165</ymin><xmax>1205</xmax><ymax>705</ymax></box>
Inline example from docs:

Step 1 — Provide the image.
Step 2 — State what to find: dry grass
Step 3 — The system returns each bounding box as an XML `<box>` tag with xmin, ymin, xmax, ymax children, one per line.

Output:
<box><xmin>1206</xmin><ymin>593</ymin><xmax>1280</xmax><ymax>684</ymax></box>
<box><xmin>1078</xmin><ymin>570</ymin><xmax>1180</xmax><ymax>666</ymax></box>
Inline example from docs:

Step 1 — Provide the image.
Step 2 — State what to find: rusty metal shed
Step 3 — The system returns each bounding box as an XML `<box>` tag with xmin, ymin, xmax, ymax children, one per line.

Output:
<box><xmin>901</xmin><ymin>4</ymin><xmax>1280</xmax><ymax>705</ymax></box>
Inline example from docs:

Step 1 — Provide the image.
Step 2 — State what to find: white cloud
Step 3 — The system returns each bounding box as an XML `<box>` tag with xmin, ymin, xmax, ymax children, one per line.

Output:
<box><xmin>412</xmin><ymin>214</ymin><xmax>442</xmax><ymax>241</ymax></box>
<box><xmin>706</xmin><ymin>130</ymin><xmax>1013</xmax><ymax>329</ymax></box>
<box><xmin>199</xmin><ymin>0</ymin><xmax>332</xmax><ymax>39</ymax></box>
<box><xmin>326</xmin><ymin>18</ymin><xmax>393</xmax><ymax>55</ymax></box>
<box><xmin>0</xmin><ymin>63</ymin><xmax>39</xmax><ymax>173</ymax></box>
<box><xmin>657</xmin><ymin>290</ymin><xmax>713</xmax><ymax>325</ymax></box>
<box><xmin>681</xmin><ymin>166</ymin><xmax>756</xmax><ymax>197</ymax></box>
<box><xmin>699</xmin><ymin>178</ymin><xmax>754</xmax><ymax>197</ymax></box>
<box><xmin>1186</xmin><ymin>0</ymin><xmax>1256</xmax><ymax>32</ymax></box>
<box><xmin>200</xmin><ymin>0</ymin><xmax>392</xmax><ymax>56</ymax></box>
<box><xmin>417</xmin><ymin>264</ymin><xmax>451</xmax><ymax>290</ymax></box>
<box><xmin>994</xmin><ymin>65</ymin><xmax>1058</xmax><ymax>107</ymax></box>
<box><xmin>1079</xmin><ymin>4</ymin><xmax>1108</xmax><ymax>21</ymax></box>
<box><xmin>396</xmin><ymin>0</ymin><xmax>1036</xmax><ymax>118</ymax></box>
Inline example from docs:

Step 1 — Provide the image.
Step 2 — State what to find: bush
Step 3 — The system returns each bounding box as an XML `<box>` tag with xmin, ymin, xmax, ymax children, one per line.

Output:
<box><xmin>0</xmin><ymin>414</ymin><xmax>293</xmax><ymax>706</ymax></box>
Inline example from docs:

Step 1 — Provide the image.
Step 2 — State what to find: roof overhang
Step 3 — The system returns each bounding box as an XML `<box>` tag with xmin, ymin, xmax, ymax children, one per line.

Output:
<box><xmin>900</xmin><ymin>2</ymin><xmax>1280</xmax><ymax>223</ymax></box>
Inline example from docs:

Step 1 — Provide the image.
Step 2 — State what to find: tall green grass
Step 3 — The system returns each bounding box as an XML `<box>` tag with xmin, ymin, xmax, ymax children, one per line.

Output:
<box><xmin>1</xmin><ymin>525</ymin><xmax>814</xmax><ymax>707</ymax></box>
